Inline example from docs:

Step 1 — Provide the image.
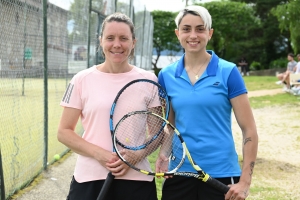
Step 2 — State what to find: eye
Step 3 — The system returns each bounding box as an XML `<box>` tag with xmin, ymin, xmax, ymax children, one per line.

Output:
<box><xmin>182</xmin><ymin>27</ymin><xmax>190</xmax><ymax>32</ymax></box>
<box><xmin>197</xmin><ymin>27</ymin><xmax>206</xmax><ymax>32</ymax></box>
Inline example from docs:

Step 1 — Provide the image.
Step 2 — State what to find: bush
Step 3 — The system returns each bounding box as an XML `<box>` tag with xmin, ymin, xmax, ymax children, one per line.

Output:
<box><xmin>250</xmin><ymin>61</ymin><xmax>263</xmax><ymax>71</ymax></box>
<box><xmin>269</xmin><ymin>58</ymin><xmax>287</xmax><ymax>69</ymax></box>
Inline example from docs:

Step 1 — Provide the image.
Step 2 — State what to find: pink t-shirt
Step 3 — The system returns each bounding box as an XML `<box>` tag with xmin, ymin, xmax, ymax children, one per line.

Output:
<box><xmin>60</xmin><ymin>65</ymin><xmax>158</xmax><ymax>183</ymax></box>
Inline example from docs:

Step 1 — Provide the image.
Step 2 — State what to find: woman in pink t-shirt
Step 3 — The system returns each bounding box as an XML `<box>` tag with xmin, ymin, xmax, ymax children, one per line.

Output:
<box><xmin>58</xmin><ymin>13</ymin><xmax>158</xmax><ymax>200</ymax></box>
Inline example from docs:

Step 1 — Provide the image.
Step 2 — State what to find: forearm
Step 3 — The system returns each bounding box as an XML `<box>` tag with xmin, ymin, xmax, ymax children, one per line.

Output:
<box><xmin>57</xmin><ymin>128</ymin><xmax>104</xmax><ymax>159</ymax></box>
<box><xmin>240</xmin><ymin>130</ymin><xmax>258</xmax><ymax>186</ymax></box>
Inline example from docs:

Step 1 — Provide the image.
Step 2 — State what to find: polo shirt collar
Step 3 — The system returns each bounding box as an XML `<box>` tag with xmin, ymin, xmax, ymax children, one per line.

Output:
<box><xmin>175</xmin><ymin>50</ymin><xmax>219</xmax><ymax>78</ymax></box>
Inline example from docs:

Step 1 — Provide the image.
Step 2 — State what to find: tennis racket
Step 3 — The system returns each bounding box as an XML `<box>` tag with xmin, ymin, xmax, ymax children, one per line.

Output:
<box><xmin>112</xmin><ymin>110</ymin><xmax>230</xmax><ymax>194</ymax></box>
<box><xmin>96</xmin><ymin>79</ymin><xmax>170</xmax><ymax>200</ymax></box>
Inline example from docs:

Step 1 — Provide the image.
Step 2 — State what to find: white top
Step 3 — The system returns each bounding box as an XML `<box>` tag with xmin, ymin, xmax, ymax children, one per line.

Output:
<box><xmin>295</xmin><ymin>62</ymin><xmax>300</xmax><ymax>74</ymax></box>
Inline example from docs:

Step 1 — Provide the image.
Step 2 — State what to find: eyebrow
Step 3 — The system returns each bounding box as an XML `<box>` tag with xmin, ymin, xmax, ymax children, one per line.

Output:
<box><xmin>182</xmin><ymin>24</ymin><xmax>205</xmax><ymax>28</ymax></box>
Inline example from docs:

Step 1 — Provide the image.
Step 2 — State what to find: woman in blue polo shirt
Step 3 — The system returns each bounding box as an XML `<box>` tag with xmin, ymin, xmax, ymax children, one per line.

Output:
<box><xmin>158</xmin><ymin>5</ymin><xmax>258</xmax><ymax>200</ymax></box>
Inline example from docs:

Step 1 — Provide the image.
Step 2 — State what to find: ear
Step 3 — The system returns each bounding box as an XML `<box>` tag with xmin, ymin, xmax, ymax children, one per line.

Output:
<box><xmin>132</xmin><ymin>39</ymin><xmax>137</xmax><ymax>49</ymax></box>
<box><xmin>99</xmin><ymin>36</ymin><xmax>103</xmax><ymax>47</ymax></box>
<box><xmin>175</xmin><ymin>29</ymin><xmax>179</xmax><ymax>39</ymax></box>
<box><xmin>208</xmin><ymin>28</ymin><xmax>214</xmax><ymax>40</ymax></box>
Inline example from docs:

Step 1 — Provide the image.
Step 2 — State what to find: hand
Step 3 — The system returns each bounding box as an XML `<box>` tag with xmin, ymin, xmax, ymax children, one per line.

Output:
<box><xmin>106</xmin><ymin>151</ymin><xmax>130</xmax><ymax>177</ymax></box>
<box><xmin>224</xmin><ymin>181</ymin><xmax>249</xmax><ymax>200</ymax></box>
<box><xmin>155</xmin><ymin>153</ymin><xmax>171</xmax><ymax>178</ymax></box>
<box><xmin>94</xmin><ymin>148</ymin><xmax>119</xmax><ymax>168</ymax></box>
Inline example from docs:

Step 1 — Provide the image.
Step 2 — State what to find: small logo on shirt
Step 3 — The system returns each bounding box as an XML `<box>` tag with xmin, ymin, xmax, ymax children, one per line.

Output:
<box><xmin>62</xmin><ymin>83</ymin><xmax>74</xmax><ymax>104</ymax></box>
<box><xmin>213</xmin><ymin>82</ymin><xmax>220</xmax><ymax>86</ymax></box>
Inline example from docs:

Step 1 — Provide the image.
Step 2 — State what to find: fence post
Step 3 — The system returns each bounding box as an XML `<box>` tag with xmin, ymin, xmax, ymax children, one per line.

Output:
<box><xmin>0</xmin><ymin>147</ymin><xmax>5</xmax><ymax>200</ymax></box>
<box><xmin>43</xmin><ymin>0</ymin><xmax>49</xmax><ymax>169</ymax></box>
<box><xmin>87</xmin><ymin>0</ymin><xmax>92</xmax><ymax>68</ymax></box>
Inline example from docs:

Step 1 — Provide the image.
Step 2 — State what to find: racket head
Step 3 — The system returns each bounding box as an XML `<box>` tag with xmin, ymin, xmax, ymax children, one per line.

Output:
<box><xmin>113</xmin><ymin>110</ymin><xmax>185</xmax><ymax>177</ymax></box>
<box><xmin>109</xmin><ymin>79</ymin><xmax>170</xmax><ymax>135</ymax></box>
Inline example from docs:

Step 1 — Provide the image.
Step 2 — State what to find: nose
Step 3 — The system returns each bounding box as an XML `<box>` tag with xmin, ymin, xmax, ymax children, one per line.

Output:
<box><xmin>189</xmin><ymin>30</ymin><xmax>197</xmax><ymax>39</ymax></box>
<box><xmin>113</xmin><ymin>38</ymin><xmax>121</xmax><ymax>48</ymax></box>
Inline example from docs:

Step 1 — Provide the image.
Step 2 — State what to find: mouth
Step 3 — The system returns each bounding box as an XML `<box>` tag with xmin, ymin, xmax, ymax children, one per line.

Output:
<box><xmin>187</xmin><ymin>41</ymin><xmax>200</xmax><ymax>45</ymax></box>
<box><xmin>111</xmin><ymin>51</ymin><xmax>124</xmax><ymax>55</ymax></box>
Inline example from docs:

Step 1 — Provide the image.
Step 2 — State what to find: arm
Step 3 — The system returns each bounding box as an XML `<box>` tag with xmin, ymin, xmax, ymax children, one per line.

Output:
<box><xmin>57</xmin><ymin>107</ymin><xmax>119</xmax><ymax>170</ymax></box>
<box><xmin>225</xmin><ymin>94</ymin><xmax>258</xmax><ymax>199</ymax></box>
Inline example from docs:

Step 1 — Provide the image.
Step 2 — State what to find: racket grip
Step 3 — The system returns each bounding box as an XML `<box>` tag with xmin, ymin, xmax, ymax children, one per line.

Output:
<box><xmin>207</xmin><ymin>177</ymin><xmax>230</xmax><ymax>194</ymax></box>
<box><xmin>96</xmin><ymin>172</ymin><xmax>115</xmax><ymax>200</ymax></box>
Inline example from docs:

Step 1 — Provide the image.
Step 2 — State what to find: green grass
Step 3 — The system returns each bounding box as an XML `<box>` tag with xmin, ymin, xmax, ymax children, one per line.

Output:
<box><xmin>244</xmin><ymin>76</ymin><xmax>300</xmax><ymax>108</ymax></box>
<box><xmin>0</xmin><ymin>78</ymin><xmax>83</xmax><ymax>197</ymax></box>
<box><xmin>250</xmin><ymin>93</ymin><xmax>300</xmax><ymax>108</ymax></box>
<box><xmin>243</xmin><ymin>76</ymin><xmax>279</xmax><ymax>91</ymax></box>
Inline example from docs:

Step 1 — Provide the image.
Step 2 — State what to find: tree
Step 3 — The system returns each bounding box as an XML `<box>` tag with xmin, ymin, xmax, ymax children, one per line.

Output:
<box><xmin>151</xmin><ymin>11</ymin><xmax>181</xmax><ymax>70</ymax></box>
<box><xmin>200</xmin><ymin>1</ymin><xmax>260</xmax><ymax>63</ymax></box>
<box><xmin>230</xmin><ymin>0</ymin><xmax>289</xmax><ymax>68</ymax></box>
<box><xmin>271</xmin><ymin>0</ymin><xmax>300</xmax><ymax>53</ymax></box>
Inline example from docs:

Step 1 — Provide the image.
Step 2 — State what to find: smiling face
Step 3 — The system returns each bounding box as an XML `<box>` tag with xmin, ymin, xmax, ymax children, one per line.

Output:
<box><xmin>175</xmin><ymin>13</ymin><xmax>213</xmax><ymax>54</ymax></box>
<box><xmin>100</xmin><ymin>21</ymin><xmax>136</xmax><ymax>64</ymax></box>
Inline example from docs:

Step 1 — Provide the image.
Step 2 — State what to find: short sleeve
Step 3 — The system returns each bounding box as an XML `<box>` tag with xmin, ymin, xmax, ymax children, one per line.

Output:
<box><xmin>227</xmin><ymin>66</ymin><xmax>247</xmax><ymax>99</ymax></box>
<box><xmin>60</xmin><ymin>75</ymin><xmax>82</xmax><ymax>110</ymax></box>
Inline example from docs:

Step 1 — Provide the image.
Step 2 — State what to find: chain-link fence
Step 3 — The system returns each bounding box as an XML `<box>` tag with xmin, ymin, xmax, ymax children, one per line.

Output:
<box><xmin>0</xmin><ymin>0</ymin><xmax>154</xmax><ymax>198</ymax></box>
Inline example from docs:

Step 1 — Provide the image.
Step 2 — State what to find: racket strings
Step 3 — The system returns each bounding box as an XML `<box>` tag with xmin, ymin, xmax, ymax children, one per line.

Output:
<box><xmin>112</xmin><ymin>81</ymin><xmax>169</xmax><ymax>130</ymax></box>
<box><xmin>114</xmin><ymin>112</ymin><xmax>184</xmax><ymax>175</ymax></box>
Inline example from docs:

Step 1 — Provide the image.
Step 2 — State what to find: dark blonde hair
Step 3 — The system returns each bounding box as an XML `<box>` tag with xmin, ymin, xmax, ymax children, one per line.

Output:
<box><xmin>100</xmin><ymin>12</ymin><xmax>135</xmax><ymax>59</ymax></box>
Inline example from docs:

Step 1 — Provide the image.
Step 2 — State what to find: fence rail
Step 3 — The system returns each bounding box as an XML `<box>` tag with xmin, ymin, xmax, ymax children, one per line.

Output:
<box><xmin>0</xmin><ymin>0</ymin><xmax>153</xmax><ymax>198</ymax></box>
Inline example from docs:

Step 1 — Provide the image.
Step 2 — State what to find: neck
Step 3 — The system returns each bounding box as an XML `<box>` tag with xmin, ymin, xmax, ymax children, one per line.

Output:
<box><xmin>97</xmin><ymin>61</ymin><xmax>133</xmax><ymax>73</ymax></box>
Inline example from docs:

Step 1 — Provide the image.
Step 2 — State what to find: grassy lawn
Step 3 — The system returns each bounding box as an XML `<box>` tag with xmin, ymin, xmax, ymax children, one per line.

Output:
<box><xmin>243</xmin><ymin>76</ymin><xmax>280</xmax><ymax>91</ymax></box>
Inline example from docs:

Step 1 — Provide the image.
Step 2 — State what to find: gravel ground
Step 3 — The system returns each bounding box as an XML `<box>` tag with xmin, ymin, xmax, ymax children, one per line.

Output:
<box><xmin>14</xmin><ymin>88</ymin><xmax>297</xmax><ymax>200</ymax></box>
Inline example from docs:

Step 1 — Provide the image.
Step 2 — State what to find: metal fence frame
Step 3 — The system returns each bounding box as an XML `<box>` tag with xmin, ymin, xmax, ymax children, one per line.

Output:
<box><xmin>0</xmin><ymin>0</ymin><xmax>154</xmax><ymax>198</ymax></box>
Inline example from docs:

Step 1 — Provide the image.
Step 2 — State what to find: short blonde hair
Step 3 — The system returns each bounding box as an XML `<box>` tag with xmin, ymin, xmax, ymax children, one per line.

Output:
<box><xmin>175</xmin><ymin>5</ymin><xmax>212</xmax><ymax>29</ymax></box>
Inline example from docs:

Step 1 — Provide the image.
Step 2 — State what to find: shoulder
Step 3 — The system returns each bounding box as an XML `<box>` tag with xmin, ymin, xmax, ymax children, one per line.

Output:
<box><xmin>131</xmin><ymin>66</ymin><xmax>157</xmax><ymax>81</ymax></box>
<box><xmin>71</xmin><ymin>66</ymin><xmax>97</xmax><ymax>83</ymax></box>
<box><xmin>217</xmin><ymin>57</ymin><xmax>237</xmax><ymax>76</ymax></box>
<box><xmin>218</xmin><ymin>58</ymin><xmax>236</xmax><ymax>69</ymax></box>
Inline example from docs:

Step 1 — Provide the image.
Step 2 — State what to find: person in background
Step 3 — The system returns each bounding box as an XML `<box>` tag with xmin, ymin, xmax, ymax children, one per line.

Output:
<box><xmin>57</xmin><ymin>12</ymin><xmax>158</xmax><ymax>200</ymax></box>
<box><xmin>290</xmin><ymin>54</ymin><xmax>300</xmax><ymax>95</ymax></box>
<box><xmin>275</xmin><ymin>53</ymin><xmax>297</xmax><ymax>92</ymax></box>
<box><xmin>238</xmin><ymin>56</ymin><xmax>249</xmax><ymax>76</ymax></box>
<box><xmin>294</xmin><ymin>54</ymin><xmax>300</xmax><ymax>74</ymax></box>
<box><xmin>158</xmin><ymin>5</ymin><xmax>258</xmax><ymax>200</ymax></box>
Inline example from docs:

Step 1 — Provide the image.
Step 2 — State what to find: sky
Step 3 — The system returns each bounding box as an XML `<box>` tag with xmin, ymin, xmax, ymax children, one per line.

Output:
<box><xmin>142</xmin><ymin>0</ymin><xmax>216</xmax><ymax>12</ymax></box>
<box><xmin>48</xmin><ymin>0</ymin><xmax>217</xmax><ymax>12</ymax></box>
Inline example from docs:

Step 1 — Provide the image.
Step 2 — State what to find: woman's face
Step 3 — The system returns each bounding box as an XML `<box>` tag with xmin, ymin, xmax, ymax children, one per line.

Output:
<box><xmin>175</xmin><ymin>14</ymin><xmax>213</xmax><ymax>54</ymax></box>
<box><xmin>100</xmin><ymin>21</ymin><xmax>136</xmax><ymax>64</ymax></box>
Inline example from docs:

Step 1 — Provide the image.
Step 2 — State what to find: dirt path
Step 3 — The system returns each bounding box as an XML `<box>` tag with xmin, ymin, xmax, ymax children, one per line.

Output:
<box><xmin>248</xmin><ymin>88</ymin><xmax>284</xmax><ymax>97</ymax></box>
<box><xmin>232</xmin><ymin>103</ymin><xmax>300</xmax><ymax>199</ymax></box>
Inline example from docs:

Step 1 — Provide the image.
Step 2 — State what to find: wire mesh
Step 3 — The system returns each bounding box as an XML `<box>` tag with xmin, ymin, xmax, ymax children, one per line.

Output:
<box><xmin>0</xmin><ymin>0</ymin><xmax>154</xmax><ymax>198</ymax></box>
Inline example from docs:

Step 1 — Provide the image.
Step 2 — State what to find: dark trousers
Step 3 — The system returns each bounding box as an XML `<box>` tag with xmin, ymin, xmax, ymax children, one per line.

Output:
<box><xmin>241</xmin><ymin>65</ymin><xmax>249</xmax><ymax>73</ymax></box>
<box><xmin>67</xmin><ymin>176</ymin><xmax>158</xmax><ymax>200</ymax></box>
<box><xmin>162</xmin><ymin>176</ymin><xmax>240</xmax><ymax>200</ymax></box>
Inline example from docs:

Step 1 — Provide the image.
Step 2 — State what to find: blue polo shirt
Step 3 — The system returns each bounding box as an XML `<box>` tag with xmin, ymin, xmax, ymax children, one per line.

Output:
<box><xmin>158</xmin><ymin>50</ymin><xmax>247</xmax><ymax>178</ymax></box>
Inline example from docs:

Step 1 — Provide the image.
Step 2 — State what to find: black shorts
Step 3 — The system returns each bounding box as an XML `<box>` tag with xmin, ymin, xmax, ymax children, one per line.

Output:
<box><xmin>162</xmin><ymin>176</ymin><xmax>240</xmax><ymax>200</ymax></box>
<box><xmin>66</xmin><ymin>176</ymin><xmax>158</xmax><ymax>200</ymax></box>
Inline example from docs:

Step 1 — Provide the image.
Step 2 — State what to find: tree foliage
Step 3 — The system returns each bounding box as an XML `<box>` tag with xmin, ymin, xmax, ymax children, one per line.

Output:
<box><xmin>151</xmin><ymin>10</ymin><xmax>181</xmax><ymax>70</ymax></box>
<box><xmin>199</xmin><ymin>1</ymin><xmax>260</xmax><ymax>64</ymax></box>
<box><xmin>229</xmin><ymin>0</ymin><xmax>290</xmax><ymax>67</ymax></box>
<box><xmin>271</xmin><ymin>0</ymin><xmax>300</xmax><ymax>53</ymax></box>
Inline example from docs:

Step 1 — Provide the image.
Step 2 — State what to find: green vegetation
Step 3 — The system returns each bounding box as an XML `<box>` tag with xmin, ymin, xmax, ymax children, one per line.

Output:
<box><xmin>244</xmin><ymin>76</ymin><xmax>279</xmax><ymax>91</ymax></box>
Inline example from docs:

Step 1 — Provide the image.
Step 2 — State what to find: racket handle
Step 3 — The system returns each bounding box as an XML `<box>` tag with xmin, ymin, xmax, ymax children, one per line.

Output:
<box><xmin>96</xmin><ymin>172</ymin><xmax>115</xmax><ymax>200</ymax></box>
<box><xmin>207</xmin><ymin>177</ymin><xmax>230</xmax><ymax>194</ymax></box>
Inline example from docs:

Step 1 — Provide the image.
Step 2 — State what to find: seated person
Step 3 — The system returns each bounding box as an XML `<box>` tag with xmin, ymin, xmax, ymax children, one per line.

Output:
<box><xmin>276</xmin><ymin>53</ymin><xmax>297</xmax><ymax>91</ymax></box>
<box><xmin>290</xmin><ymin>54</ymin><xmax>300</xmax><ymax>95</ymax></box>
